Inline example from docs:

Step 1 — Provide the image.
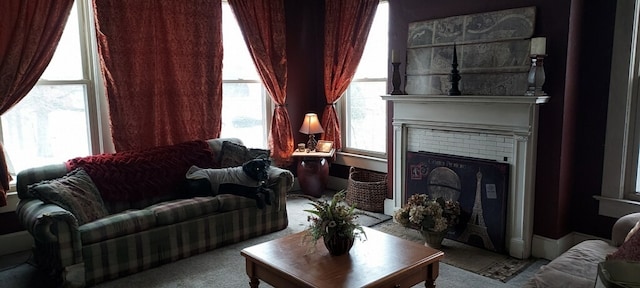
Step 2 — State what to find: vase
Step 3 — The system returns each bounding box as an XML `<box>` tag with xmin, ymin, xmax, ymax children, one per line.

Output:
<box><xmin>323</xmin><ymin>234</ymin><xmax>355</xmax><ymax>256</ymax></box>
<box><xmin>421</xmin><ymin>230</ymin><xmax>446</xmax><ymax>249</ymax></box>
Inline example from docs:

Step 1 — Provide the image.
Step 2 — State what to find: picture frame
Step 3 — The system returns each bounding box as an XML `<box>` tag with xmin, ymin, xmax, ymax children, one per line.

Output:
<box><xmin>316</xmin><ymin>140</ymin><xmax>334</xmax><ymax>153</ymax></box>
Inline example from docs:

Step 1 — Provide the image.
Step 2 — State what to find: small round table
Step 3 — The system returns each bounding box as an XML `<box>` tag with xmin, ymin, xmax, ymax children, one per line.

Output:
<box><xmin>292</xmin><ymin>149</ymin><xmax>335</xmax><ymax>198</ymax></box>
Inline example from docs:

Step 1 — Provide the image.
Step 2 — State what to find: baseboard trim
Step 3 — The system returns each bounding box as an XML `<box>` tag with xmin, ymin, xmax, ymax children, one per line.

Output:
<box><xmin>0</xmin><ymin>231</ymin><xmax>33</xmax><ymax>256</ymax></box>
<box><xmin>531</xmin><ymin>231</ymin><xmax>608</xmax><ymax>260</ymax></box>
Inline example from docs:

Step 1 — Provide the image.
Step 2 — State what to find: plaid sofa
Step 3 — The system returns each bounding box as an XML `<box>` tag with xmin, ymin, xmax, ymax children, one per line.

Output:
<box><xmin>15</xmin><ymin>138</ymin><xmax>293</xmax><ymax>287</ymax></box>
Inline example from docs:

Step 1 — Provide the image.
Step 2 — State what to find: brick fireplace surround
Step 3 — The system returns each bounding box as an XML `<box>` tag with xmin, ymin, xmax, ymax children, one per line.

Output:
<box><xmin>382</xmin><ymin>95</ymin><xmax>548</xmax><ymax>259</ymax></box>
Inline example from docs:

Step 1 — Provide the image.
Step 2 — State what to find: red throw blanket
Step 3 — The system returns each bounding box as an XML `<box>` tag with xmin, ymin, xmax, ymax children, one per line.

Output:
<box><xmin>66</xmin><ymin>140</ymin><xmax>216</xmax><ymax>203</ymax></box>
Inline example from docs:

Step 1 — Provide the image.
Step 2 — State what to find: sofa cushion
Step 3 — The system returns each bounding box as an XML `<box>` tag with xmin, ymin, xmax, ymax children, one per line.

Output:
<box><xmin>608</xmin><ymin>225</ymin><xmax>640</xmax><ymax>262</ymax></box>
<box><xmin>219</xmin><ymin>141</ymin><xmax>270</xmax><ymax>168</ymax></box>
<box><xmin>66</xmin><ymin>140</ymin><xmax>217</xmax><ymax>207</ymax></box>
<box><xmin>29</xmin><ymin>168</ymin><xmax>109</xmax><ymax>225</ymax></box>
<box><xmin>147</xmin><ymin>197</ymin><xmax>220</xmax><ymax>226</ymax></box>
<box><xmin>79</xmin><ymin>209</ymin><xmax>157</xmax><ymax>245</ymax></box>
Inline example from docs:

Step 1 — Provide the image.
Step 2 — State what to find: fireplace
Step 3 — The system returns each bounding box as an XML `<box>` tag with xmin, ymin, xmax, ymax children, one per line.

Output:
<box><xmin>382</xmin><ymin>95</ymin><xmax>548</xmax><ymax>259</ymax></box>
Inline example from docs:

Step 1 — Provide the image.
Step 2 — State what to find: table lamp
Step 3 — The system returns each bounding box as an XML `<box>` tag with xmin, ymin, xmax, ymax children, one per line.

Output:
<box><xmin>299</xmin><ymin>113</ymin><xmax>324</xmax><ymax>151</ymax></box>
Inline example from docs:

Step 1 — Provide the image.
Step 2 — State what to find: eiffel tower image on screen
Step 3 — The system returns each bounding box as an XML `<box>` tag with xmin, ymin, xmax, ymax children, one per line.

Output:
<box><xmin>458</xmin><ymin>170</ymin><xmax>495</xmax><ymax>251</ymax></box>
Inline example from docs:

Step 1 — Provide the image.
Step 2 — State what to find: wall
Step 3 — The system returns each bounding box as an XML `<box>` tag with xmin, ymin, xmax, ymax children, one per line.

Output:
<box><xmin>388</xmin><ymin>0</ymin><xmax>619</xmax><ymax>241</ymax></box>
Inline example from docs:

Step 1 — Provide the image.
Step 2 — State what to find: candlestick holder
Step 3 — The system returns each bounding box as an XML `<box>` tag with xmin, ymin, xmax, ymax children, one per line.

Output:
<box><xmin>391</xmin><ymin>62</ymin><xmax>404</xmax><ymax>95</ymax></box>
<box><xmin>525</xmin><ymin>55</ymin><xmax>547</xmax><ymax>96</ymax></box>
<box><xmin>448</xmin><ymin>44</ymin><xmax>461</xmax><ymax>96</ymax></box>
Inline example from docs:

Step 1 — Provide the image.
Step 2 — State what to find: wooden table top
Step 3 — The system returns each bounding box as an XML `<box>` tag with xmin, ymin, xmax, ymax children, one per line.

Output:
<box><xmin>240</xmin><ymin>226</ymin><xmax>444</xmax><ymax>287</ymax></box>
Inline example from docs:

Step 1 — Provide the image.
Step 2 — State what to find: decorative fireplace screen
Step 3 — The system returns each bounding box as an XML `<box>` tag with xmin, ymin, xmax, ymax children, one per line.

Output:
<box><xmin>406</xmin><ymin>151</ymin><xmax>509</xmax><ymax>253</ymax></box>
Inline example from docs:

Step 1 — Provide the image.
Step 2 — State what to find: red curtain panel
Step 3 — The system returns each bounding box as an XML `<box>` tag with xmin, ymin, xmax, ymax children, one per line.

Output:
<box><xmin>228</xmin><ymin>0</ymin><xmax>293</xmax><ymax>167</ymax></box>
<box><xmin>321</xmin><ymin>0</ymin><xmax>378</xmax><ymax>151</ymax></box>
<box><xmin>93</xmin><ymin>0</ymin><xmax>223</xmax><ymax>152</ymax></box>
<box><xmin>0</xmin><ymin>0</ymin><xmax>74</xmax><ymax>206</ymax></box>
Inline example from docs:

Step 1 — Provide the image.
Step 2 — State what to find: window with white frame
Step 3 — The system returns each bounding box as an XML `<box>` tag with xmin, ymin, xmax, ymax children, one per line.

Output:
<box><xmin>1</xmin><ymin>0</ymin><xmax>98</xmax><ymax>176</ymax></box>
<box><xmin>339</xmin><ymin>1</ymin><xmax>388</xmax><ymax>157</ymax></box>
<box><xmin>598</xmin><ymin>0</ymin><xmax>640</xmax><ymax>217</ymax></box>
<box><xmin>220</xmin><ymin>2</ymin><xmax>270</xmax><ymax>149</ymax></box>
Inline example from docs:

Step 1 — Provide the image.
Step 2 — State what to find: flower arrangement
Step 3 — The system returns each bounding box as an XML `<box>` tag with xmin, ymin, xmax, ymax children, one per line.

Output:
<box><xmin>303</xmin><ymin>190</ymin><xmax>366</xmax><ymax>253</ymax></box>
<box><xmin>393</xmin><ymin>193</ymin><xmax>461</xmax><ymax>233</ymax></box>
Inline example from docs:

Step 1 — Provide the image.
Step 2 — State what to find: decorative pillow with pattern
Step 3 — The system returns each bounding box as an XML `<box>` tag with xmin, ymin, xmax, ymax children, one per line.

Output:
<box><xmin>608</xmin><ymin>223</ymin><xmax>640</xmax><ymax>262</ymax></box>
<box><xmin>219</xmin><ymin>141</ymin><xmax>270</xmax><ymax>168</ymax></box>
<box><xmin>29</xmin><ymin>168</ymin><xmax>109</xmax><ymax>225</ymax></box>
<box><xmin>626</xmin><ymin>219</ymin><xmax>640</xmax><ymax>242</ymax></box>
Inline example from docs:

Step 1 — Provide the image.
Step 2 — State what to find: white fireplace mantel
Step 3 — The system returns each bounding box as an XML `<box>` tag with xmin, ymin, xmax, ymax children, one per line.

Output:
<box><xmin>382</xmin><ymin>94</ymin><xmax>549</xmax><ymax>259</ymax></box>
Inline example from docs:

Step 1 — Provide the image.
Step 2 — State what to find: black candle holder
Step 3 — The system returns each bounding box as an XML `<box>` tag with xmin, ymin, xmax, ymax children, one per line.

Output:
<box><xmin>448</xmin><ymin>44</ymin><xmax>461</xmax><ymax>96</ymax></box>
<box><xmin>391</xmin><ymin>62</ymin><xmax>404</xmax><ymax>95</ymax></box>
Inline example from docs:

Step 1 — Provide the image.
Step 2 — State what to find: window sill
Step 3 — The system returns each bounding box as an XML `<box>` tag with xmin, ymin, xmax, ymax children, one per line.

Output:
<box><xmin>0</xmin><ymin>191</ymin><xmax>19</xmax><ymax>214</ymax></box>
<box><xmin>594</xmin><ymin>195</ymin><xmax>640</xmax><ymax>218</ymax></box>
<box><xmin>334</xmin><ymin>151</ymin><xmax>387</xmax><ymax>173</ymax></box>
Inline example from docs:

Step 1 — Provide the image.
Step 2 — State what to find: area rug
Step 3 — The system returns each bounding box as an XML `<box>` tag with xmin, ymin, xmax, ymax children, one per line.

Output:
<box><xmin>371</xmin><ymin>220</ymin><xmax>536</xmax><ymax>283</ymax></box>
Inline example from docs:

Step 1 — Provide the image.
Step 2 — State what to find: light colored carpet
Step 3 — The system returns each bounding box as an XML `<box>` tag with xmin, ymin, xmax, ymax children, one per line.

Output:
<box><xmin>0</xmin><ymin>193</ymin><xmax>547</xmax><ymax>287</ymax></box>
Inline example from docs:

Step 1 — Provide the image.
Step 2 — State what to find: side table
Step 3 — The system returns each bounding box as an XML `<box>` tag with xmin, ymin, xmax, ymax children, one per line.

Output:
<box><xmin>292</xmin><ymin>148</ymin><xmax>335</xmax><ymax>198</ymax></box>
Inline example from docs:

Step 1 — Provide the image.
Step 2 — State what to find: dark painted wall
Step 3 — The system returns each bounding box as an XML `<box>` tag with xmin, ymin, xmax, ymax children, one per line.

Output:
<box><xmin>569</xmin><ymin>0</ymin><xmax>618</xmax><ymax>238</ymax></box>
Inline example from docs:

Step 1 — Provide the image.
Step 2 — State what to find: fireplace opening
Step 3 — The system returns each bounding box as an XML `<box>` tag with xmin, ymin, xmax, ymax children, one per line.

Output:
<box><xmin>406</xmin><ymin>151</ymin><xmax>510</xmax><ymax>253</ymax></box>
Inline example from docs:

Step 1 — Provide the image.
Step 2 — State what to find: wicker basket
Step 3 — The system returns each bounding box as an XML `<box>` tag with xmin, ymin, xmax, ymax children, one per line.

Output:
<box><xmin>346</xmin><ymin>167</ymin><xmax>387</xmax><ymax>212</ymax></box>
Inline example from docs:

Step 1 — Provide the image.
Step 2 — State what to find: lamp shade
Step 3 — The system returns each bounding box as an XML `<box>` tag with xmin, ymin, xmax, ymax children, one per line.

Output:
<box><xmin>299</xmin><ymin>113</ymin><xmax>324</xmax><ymax>135</ymax></box>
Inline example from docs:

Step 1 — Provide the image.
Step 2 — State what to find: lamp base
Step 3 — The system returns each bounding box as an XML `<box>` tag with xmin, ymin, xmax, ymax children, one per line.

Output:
<box><xmin>307</xmin><ymin>135</ymin><xmax>318</xmax><ymax>151</ymax></box>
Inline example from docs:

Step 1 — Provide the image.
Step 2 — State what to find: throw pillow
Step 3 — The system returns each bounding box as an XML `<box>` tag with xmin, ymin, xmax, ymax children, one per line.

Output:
<box><xmin>219</xmin><ymin>141</ymin><xmax>270</xmax><ymax>168</ymax></box>
<box><xmin>608</xmin><ymin>223</ymin><xmax>640</xmax><ymax>262</ymax></box>
<box><xmin>29</xmin><ymin>168</ymin><xmax>109</xmax><ymax>225</ymax></box>
<box><xmin>625</xmin><ymin>219</ymin><xmax>640</xmax><ymax>242</ymax></box>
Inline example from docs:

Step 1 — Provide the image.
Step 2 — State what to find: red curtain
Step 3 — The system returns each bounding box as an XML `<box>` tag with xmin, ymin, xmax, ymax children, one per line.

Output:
<box><xmin>321</xmin><ymin>0</ymin><xmax>378</xmax><ymax>150</ymax></box>
<box><xmin>0</xmin><ymin>0</ymin><xmax>74</xmax><ymax>206</ymax></box>
<box><xmin>228</xmin><ymin>0</ymin><xmax>292</xmax><ymax>167</ymax></box>
<box><xmin>93</xmin><ymin>0</ymin><xmax>222</xmax><ymax>152</ymax></box>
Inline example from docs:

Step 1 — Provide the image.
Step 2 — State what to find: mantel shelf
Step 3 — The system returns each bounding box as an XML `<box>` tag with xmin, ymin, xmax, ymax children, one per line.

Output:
<box><xmin>381</xmin><ymin>95</ymin><xmax>549</xmax><ymax>105</ymax></box>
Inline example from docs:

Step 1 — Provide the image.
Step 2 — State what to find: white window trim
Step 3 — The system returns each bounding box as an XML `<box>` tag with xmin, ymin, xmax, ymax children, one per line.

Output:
<box><xmin>335</xmin><ymin>0</ymin><xmax>389</xmax><ymax>172</ymax></box>
<box><xmin>597</xmin><ymin>0</ymin><xmax>640</xmax><ymax>217</ymax></box>
<box><xmin>3</xmin><ymin>0</ymin><xmax>109</xmax><ymax>213</ymax></box>
<box><xmin>335</xmin><ymin>82</ymin><xmax>388</xmax><ymax>174</ymax></box>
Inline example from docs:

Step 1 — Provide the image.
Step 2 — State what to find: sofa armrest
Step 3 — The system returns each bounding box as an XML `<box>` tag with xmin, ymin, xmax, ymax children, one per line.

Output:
<box><xmin>611</xmin><ymin>212</ymin><xmax>640</xmax><ymax>246</ymax></box>
<box><xmin>17</xmin><ymin>199</ymin><xmax>79</xmax><ymax>242</ymax></box>
<box><xmin>267</xmin><ymin>167</ymin><xmax>294</xmax><ymax>211</ymax></box>
<box><xmin>16</xmin><ymin>199</ymin><xmax>83</xmax><ymax>268</ymax></box>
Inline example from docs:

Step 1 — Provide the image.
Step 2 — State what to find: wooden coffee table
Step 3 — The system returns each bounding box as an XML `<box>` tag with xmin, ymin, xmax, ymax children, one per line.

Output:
<box><xmin>241</xmin><ymin>226</ymin><xmax>444</xmax><ymax>288</ymax></box>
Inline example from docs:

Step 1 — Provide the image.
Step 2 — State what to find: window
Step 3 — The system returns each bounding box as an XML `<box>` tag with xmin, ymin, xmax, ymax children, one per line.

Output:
<box><xmin>220</xmin><ymin>2</ymin><xmax>270</xmax><ymax>149</ymax></box>
<box><xmin>339</xmin><ymin>1</ymin><xmax>388</xmax><ymax>157</ymax></box>
<box><xmin>598</xmin><ymin>0</ymin><xmax>640</xmax><ymax>217</ymax></box>
<box><xmin>1</xmin><ymin>1</ymin><xmax>100</xmax><ymax>176</ymax></box>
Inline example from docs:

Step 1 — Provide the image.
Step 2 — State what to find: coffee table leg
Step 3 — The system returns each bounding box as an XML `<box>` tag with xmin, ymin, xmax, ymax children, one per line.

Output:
<box><xmin>249</xmin><ymin>277</ymin><xmax>260</xmax><ymax>288</ymax></box>
<box><xmin>424</xmin><ymin>262</ymin><xmax>440</xmax><ymax>288</ymax></box>
<box><xmin>246</xmin><ymin>260</ymin><xmax>260</xmax><ymax>287</ymax></box>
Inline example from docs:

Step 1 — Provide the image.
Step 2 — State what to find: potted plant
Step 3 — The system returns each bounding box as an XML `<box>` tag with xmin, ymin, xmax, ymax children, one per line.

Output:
<box><xmin>303</xmin><ymin>190</ymin><xmax>366</xmax><ymax>255</ymax></box>
<box><xmin>393</xmin><ymin>193</ymin><xmax>461</xmax><ymax>249</ymax></box>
